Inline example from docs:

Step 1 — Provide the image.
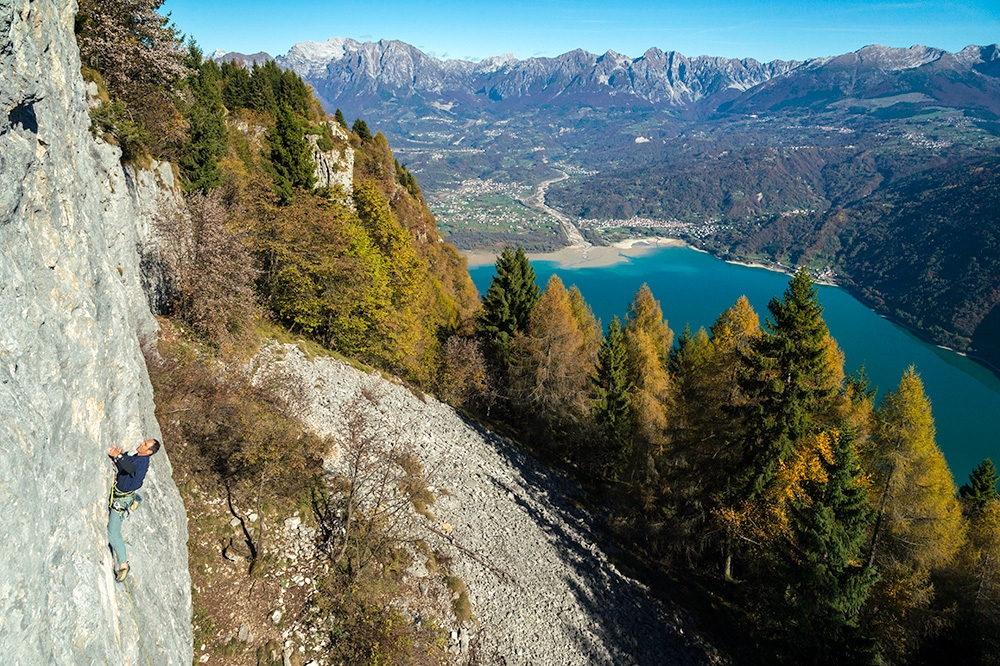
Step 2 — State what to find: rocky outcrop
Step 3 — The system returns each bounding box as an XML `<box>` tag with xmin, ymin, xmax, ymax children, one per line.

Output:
<box><xmin>309</xmin><ymin>121</ymin><xmax>354</xmax><ymax>194</ymax></box>
<box><xmin>125</xmin><ymin>160</ymin><xmax>192</xmax><ymax>316</ymax></box>
<box><xmin>0</xmin><ymin>1</ymin><xmax>191</xmax><ymax>664</ymax></box>
<box><xmin>271</xmin><ymin>345</ymin><xmax>723</xmax><ymax>665</ymax></box>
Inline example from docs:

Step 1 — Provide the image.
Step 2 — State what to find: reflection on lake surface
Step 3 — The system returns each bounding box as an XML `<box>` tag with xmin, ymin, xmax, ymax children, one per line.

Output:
<box><xmin>469</xmin><ymin>245</ymin><xmax>1000</xmax><ymax>481</ymax></box>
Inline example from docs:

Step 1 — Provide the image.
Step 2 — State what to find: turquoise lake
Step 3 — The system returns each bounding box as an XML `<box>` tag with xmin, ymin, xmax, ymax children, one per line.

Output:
<box><xmin>469</xmin><ymin>245</ymin><xmax>1000</xmax><ymax>482</ymax></box>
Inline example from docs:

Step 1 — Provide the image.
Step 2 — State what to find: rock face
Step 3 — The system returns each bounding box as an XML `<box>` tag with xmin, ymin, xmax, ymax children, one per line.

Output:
<box><xmin>125</xmin><ymin>159</ymin><xmax>192</xmax><ymax>316</ymax></box>
<box><xmin>0</xmin><ymin>1</ymin><xmax>191</xmax><ymax>664</ymax></box>
<box><xmin>272</xmin><ymin>346</ymin><xmax>723</xmax><ymax>665</ymax></box>
<box><xmin>309</xmin><ymin>121</ymin><xmax>354</xmax><ymax>194</ymax></box>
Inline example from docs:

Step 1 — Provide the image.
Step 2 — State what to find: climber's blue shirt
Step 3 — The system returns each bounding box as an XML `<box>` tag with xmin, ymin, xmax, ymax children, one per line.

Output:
<box><xmin>113</xmin><ymin>453</ymin><xmax>150</xmax><ymax>493</ymax></box>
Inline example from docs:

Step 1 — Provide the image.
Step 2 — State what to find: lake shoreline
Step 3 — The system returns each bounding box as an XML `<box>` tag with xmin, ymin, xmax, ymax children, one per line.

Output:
<box><xmin>463</xmin><ymin>237</ymin><xmax>840</xmax><ymax>286</ymax></box>
<box><xmin>464</xmin><ymin>238</ymin><xmax>1000</xmax><ymax>384</ymax></box>
<box><xmin>462</xmin><ymin>237</ymin><xmax>688</xmax><ymax>269</ymax></box>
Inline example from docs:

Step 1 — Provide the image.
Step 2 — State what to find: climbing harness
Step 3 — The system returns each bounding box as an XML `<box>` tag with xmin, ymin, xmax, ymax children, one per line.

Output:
<box><xmin>123</xmin><ymin>578</ymin><xmax>153</xmax><ymax>666</ymax></box>
<box><xmin>108</xmin><ymin>464</ymin><xmax>138</xmax><ymax>515</ymax></box>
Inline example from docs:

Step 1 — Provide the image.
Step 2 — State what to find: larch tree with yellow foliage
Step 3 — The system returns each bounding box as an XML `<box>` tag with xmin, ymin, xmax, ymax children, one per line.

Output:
<box><xmin>863</xmin><ymin>367</ymin><xmax>965</xmax><ymax>663</ymax></box>
<box><xmin>622</xmin><ymin>284</ymin><xmax>674</xmax><ymax>488</ymax></box>
<box><xmin>509</xmin><ymin>275</ymin><xmax>600</xmax><ymax>449</ymax></box>
<box><xmin>953</xmin><ymin>499</ymin><xmax>1000</xmax><ymax>661</ymax></box>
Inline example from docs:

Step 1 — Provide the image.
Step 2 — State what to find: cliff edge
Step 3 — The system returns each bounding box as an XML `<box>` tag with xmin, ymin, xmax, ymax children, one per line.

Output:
<box><xmin>0</xmin><ymin>1</ymin><xmax>191</xmax><ymax>664</ymax></box>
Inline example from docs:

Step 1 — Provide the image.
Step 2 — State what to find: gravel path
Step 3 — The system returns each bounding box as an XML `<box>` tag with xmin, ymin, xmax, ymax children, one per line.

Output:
<box><xmin>270</xmin><ymin>345</ymin><xmax>722</xmax><ymax>665</ymax></box>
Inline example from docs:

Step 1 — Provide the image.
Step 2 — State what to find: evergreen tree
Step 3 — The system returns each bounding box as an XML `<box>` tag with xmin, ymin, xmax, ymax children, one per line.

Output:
<box><xmin>960</xmin><ymin>459</ymin><xmax>1000</xmax><ymax>510</ymax></box>
<box><xmin>246</xmin><ymin>63</ymin><xmax>277</xmax><ymax>113</ymax></box>
<box><xmin>276</xmin><ymin>66</ymin><xmax>312</xmax><ymax>116</ymax></box>
<box><xmin>777</xmin><ymin>429</ymin><xmax>879</xmax><ymax>664</ymax></box>
<box><xmin>594</xmin><ymin>316</ymin><xmax>633</xmax><ymax>477</ymax></box>
<box><xmin>352</xmin><ymin>118</ymin><xmax>373</xmax><ymax>142</ymax></box>
<box><xmin>335</xmin><ymin>108</ymin><xmax>348</xmax><ymax>128</ymax></box>
<box><xmin>477</xmin><ymin>246</ymin><xmax>540</xmax><ymax>381</ymax></box>
<box><xmin>737</xmin><ymin>268</ymin><xmax>843</xmax><ymax>500</ymax></box>
<box><xmin>220</xmin><ymin>60</ymin><xmax>252</xmax><ymax>110</ymax></box>
<box><xmin>266</xmin><ymin>104</ymin><xmax>316</xmax><ymax>204</ymax></box>
<box><xmin>181</xmin><ymin>49</ymin><xmax>228</xmax><ymax>192</ymax></box>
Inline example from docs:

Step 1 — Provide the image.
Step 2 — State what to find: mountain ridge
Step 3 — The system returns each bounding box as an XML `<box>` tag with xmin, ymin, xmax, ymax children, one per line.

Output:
<box><xmin>235</xmin><ymin>38</ymin><xmax>1000</xmax><ymax>114</ymax></box>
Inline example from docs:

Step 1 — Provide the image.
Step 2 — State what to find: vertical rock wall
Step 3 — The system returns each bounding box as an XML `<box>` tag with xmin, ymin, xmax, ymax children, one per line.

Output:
<box><xmin>309</xmin><ymin>120</ymin><xmax>354</xmax><ymax>194</ymax></box>
<box><xmin>0</xmin><ymin>1</ymin><xmax>192</xmax><ymax>664</ymax></box>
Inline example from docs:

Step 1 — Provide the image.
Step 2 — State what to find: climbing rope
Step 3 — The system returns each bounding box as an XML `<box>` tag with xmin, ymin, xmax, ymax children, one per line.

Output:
<box><xmin>123</xmin><ymin>578</ymin><xmax>153</xmax><ymax>666</ymax></box>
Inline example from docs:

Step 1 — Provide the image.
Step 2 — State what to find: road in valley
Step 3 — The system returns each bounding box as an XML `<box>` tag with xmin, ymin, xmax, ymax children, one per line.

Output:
<box><xmin>520</xmin><ymin>170</ymin><xmax>590</xmax><ymax>248</ymax></box>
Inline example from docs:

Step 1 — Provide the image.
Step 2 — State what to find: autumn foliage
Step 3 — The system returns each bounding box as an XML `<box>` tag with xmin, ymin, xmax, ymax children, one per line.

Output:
<box><xmin>472</xmin><ymin>260</ymin><xmax>999</xmax><ymax>664</ymax></box>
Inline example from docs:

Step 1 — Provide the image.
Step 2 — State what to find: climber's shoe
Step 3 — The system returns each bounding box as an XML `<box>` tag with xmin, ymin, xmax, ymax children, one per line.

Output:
<box><xmin>116</xmin><ymin>562</ymin><xmax>130</xmax><ymax>582</ymax></box>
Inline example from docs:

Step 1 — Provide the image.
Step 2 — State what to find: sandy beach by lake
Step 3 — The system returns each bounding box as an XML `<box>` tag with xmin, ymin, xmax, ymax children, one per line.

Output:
<box><xmin>462</xmin><ymin>237</ymin><xmax>687</xmax><ymax>269</ymax></box>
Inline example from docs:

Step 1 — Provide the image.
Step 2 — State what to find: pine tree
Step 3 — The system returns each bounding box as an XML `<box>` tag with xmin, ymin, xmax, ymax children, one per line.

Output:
<box><xmin>594</xmin><ymin>315</ymin><xmax>633</xmax><ymax>478</ymax></box>
<box><xmin>477</xmin><ymin>246</ymin><xmax>541</xmax><ymax>382</ymax></box>
<box><xmin>777</xmin><ymin>429</ymin><xmax>879</xmax><ymax>664</ymax></box>
<box><xmin>220</xmin><ymin>60</ymin><xmax>252</xmax><ymax>110</ymax></box>
<box><xmin>181</xmin><ymin>50</ymin><xmax>228</xmax><ymax>192</ymax></box>
<box><xmin>335</xmin><ymin>108</ymin><xmax>348</xmax><ymax>128</ymax></box>
<box><xmin>266</xmin><ymin>104</ymin><xmax>316</xmax><ymax>204</ymax></box>
<box><xmin>352</xmin><ymin>118</ymin><xmax>373</xmax><ymax>142</ymax></box>
<box><xmin>737</xmin><ymin>268</ymin><xmax>843</xmax><ymax>500</ymax></box>
<box><xmin>246</xmin><ymin>62</ymin><xmax>278</xmax><ymax>113</ymax></box>
<box><xmin>960</xmin><ymin>459</ymin><xmax>1000</xmax><ymax>510</ymax></box>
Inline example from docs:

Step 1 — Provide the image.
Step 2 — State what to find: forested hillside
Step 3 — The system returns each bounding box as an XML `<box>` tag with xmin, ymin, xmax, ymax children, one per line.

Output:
<box><xmin>688</xmin><ymin>156</ymin><xmax>1000</xmax><ymax>367</ymax></box>
<box><xmin>462</xmin><ymin>253</ymin><xmax>1000</xmax><ymax>665</ymax></box>
<box><xmin>73</xmin><ymin>2</ymin><xmax>1000</xmax><ymax>664</ymax></box>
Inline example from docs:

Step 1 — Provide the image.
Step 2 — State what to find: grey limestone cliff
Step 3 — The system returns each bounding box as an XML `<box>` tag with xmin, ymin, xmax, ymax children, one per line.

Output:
<box><xmin>0</xmin><ymin>1</ymin><xmax>191</xmax><ymax>664</ymax></box>
<box><xmin>309</xmin><ymin>121</ymin><xmax>354</xmax><ymax>194</ymax></box>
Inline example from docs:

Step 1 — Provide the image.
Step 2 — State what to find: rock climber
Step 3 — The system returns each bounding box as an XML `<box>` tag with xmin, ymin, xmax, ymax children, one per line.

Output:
<box><xmin>107</xmin><ymin>438</ymin><xmax>160</xmax><ymax>582</ymax></box>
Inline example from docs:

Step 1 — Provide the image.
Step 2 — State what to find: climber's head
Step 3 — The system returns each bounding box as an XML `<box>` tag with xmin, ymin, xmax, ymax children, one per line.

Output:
<box><xmin>137</xmin><ymin>439</ymin><xmax>161</xmax><ymax>457</ymax></box>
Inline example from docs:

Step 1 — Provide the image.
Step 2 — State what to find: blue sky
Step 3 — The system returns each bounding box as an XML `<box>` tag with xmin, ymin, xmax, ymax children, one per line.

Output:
<box><xmin>161</xmin><ymin>0</ymin><xmax>1000</xmax><ymax>63</ymax></box>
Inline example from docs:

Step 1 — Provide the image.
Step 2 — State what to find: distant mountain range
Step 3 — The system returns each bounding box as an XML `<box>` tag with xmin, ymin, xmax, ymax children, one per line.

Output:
<box><xmin>219</xmin><ymin>39</ymin><xmax>1000</xmax><ymax>118</ymax></box>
